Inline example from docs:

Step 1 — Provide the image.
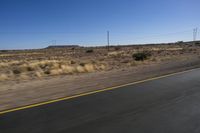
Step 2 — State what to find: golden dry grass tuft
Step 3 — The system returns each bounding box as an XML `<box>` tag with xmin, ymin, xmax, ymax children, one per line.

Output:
<box><xmin>19</xmin><ymin>74</ymin><xmax>29</xmax><ymax>80</ymax></box>
<box><xmin>49</xmin><ymin>69</ymin><xmax>63</xmax><ymax>75</ymax></box>
<box><xmin>0</xmin><ymin>74</ymin><xmax>9</xmax><ymax>81</ymax></box>
<box><xmin>0</xmin><ymin>62</ymin><xmax>9</xmax><ymax>68</ymax></box>
<box><xmin>76</xmin><ymin>66</ymin><xmax>85</xmax><ymax>73</ymax></box>
<box><xmin>84</xmin><ymin>64</ymin><xmax>95</xmax><ymax>72</ymax></box>
<box><xmin>61</xmin><ymin>65</ymin><xmax>76</xmax><ymax>74</ymax></box>
<box><xmin>35</xmin><ymin>71</ymin><xmax>43</xmax><ymax>78</ymax></box>
<box><xmin>0</xmin><ymin>59</ymin><xmax>108</xmax><ymax>81</ymax></box>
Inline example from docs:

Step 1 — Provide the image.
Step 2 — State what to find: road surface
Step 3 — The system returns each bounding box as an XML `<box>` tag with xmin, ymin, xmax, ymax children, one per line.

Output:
<box><xmin>0</xmin><ymin>68</ymin><xmax>200</xmax><ymax>133</ymax></box>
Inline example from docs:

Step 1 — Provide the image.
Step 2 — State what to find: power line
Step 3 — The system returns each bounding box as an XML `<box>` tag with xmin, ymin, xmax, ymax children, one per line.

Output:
<box><xmin>107</xmin><ymin>31</ymin><xmax>110</xmax><ymax>51</ymax></box>
<box><xmin>1</xmin><ymin>28</ymin><xmax>199</xmax><ymax>47</ymax></box>
<box><xmin>51</xmin><ymin>40</ymin><xmax>57</xmax><ymax>45</ymax></box>
<box><xmin>193</xmin><ymin>27</ymin><xmax>198</xmax><ymax>41</ymax></box>
<box><xmin>35</xmin><ymin>28</ymin><xmax>200</xmax><ymax>47</ymax></box>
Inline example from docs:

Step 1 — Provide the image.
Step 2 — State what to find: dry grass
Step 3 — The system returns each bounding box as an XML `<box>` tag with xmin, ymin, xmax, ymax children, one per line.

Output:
<box><xmin>0</xmin><ymin>59</ymin><xmax>106</xmax><ymax>81</ymax></box>
<box><xmin>35</xmin><ymin>71</ymin><xmax>43</xmax><ymax>78</ymax></box>
<box><xmin>61</xmin><ymin>65</ymin><xmax>76</xmax><ymax>73</ymax></box>
<box><xmin>0</xmin><ymin>42</ymin><xmax>199</xmax><ymax>81</ymax></box>
<box><xmin>0</xmin><ymin>74</ymin><xmax>9</xmax><ymax>81</ymax></box>
<box><xmin>84</xmin><ymin>64</ymin><xmax>95</xmax><ymax>72</ymax></box>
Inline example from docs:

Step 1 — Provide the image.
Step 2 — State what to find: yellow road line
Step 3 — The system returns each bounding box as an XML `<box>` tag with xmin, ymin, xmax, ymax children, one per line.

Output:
<box><xmin>0</xmin><ymin>68</ymin><xmax>199</xmax><ymax>115</ymax></box>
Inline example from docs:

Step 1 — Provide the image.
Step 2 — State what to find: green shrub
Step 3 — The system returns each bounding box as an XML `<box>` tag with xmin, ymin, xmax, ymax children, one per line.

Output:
<box><xmin>13</xmin><ymin>69</ymin><xmax>21</xmax><ymax>74</ymax></box>
<box><xmin>114</xmin><ymin>47</ymin><xmax>121</xmax><ymax>51</ymax></box>
<box><xmin>132</xmin><ymin>51</ymin><xmax>151</xmax><ymax>61</ymax></box>
<box><xmin>79</xmin><ymin>62</ymin><xmax>85</xmax><ymax>66</ymax></box>
<box><xmin>70</xmin><ymin>60</ymin><xmax>76</xmax><ymax>64</ymax></box>
<box><xmin>195</xmin><ymin>42</ymin><xmax>200</xmax><ymax>46</ymax></box>
<box><xmin>86</xmin><ymin>49</ymin><xmax>93</xmax><ymax>53</ymax></box>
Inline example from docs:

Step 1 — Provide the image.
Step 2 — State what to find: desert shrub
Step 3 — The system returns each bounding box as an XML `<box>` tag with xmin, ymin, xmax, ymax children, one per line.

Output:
<box><xmin>132</xmin><ymin>51</ymin><xmax>151</xmax><ymax>61</ymax></box>
<box><xmin>61</xmin><ymin>65</ymin><xmax>75</xmax><ymax>73</ymax></box>
<box><xmin>44</xmin><ymin>70</ymin><xmax>51</xmax><ymax>75</ymax></box>
<box><xmin>13</xmin><ymin>69</ymin><xmax>21</xmax><ymax>74</ymax></box>
<box><xmin>0</xmin><ymin>50</ymin><xmax>9</xmax><ymax>52</ymax></box>
<box><xmin>121</xmin><ymin>59</ymin><xmax>130</xmax><ymax>64</ymax></box>
<box><xmin>195</xmin><ymin>42</ymin><xmax>200</xmax><ymax>46</ymax></box>
<box><xmin>84</xmin><ymin>64</ymin><xmax>95</xmax><ymax>72</ymax></box>
<box><xmin>177</xmin><ymin>41</ymin><xmax>183</xmax><ymax>44</ymax></box>
<box><xmin>114</xmin><ymin>47</ymin><xmax>121</xmax><ymax>51</ymax></box>
<box><xmin>0</xmin><ymin>74</ymin><xmax>9</xmax><ymax>81</ymax></box>
<box><xmin>27</xmin><ymin>66</ymin><xmax>35</xmax><ymax>71</ymax></box>
<box><xmin>19</xmin><ymin>74</ymin><xmax>29</xmax><ymax>80</ymax></box>
<box><xmin>98</xmin><ymin>64</ymin><xmax>106</xmax><ymax>70</ymax></box>
<box><xmin>79</xmin><ymin>62</ymin><xmax>86</xmax><ymax>66</ymax></box>
<box><xmin>70</xmin><ymin>60</ymin><xmax>76</xmax><ymax>64</ymax></box>
<box><xmin>151</xmin><ymin>57</ymin><xmax>157</xmax><ymax>62</ymax></box>
<box><xmin>76</xmin><ymin>66</ymin><xmax>85</xmax><ymax>73</ymax></box>
<box><xmin>50</xmin><ymin>69</ymin><xmax>63</xmax><ymax>75</ymax></box>
<box><xmin>0</xmin><ymin>62</ymin><xmax>8</xmax><ymax>68</ymax></box>
<box><xmin>86</xmin><ymin>49</ymin><xmax>93</xmax><ymax>53</ymax></box>
<box><xmin>35</xmin><ymin>71</ymin><xmax>43</xmax><ymax>78</ymax></box>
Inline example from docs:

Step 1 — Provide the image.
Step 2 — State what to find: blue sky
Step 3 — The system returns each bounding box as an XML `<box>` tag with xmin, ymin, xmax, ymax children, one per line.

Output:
<box><xmin>0</xmin><ymin>0</ymin><xmax>199</xmax><ymax>49</ymax></box>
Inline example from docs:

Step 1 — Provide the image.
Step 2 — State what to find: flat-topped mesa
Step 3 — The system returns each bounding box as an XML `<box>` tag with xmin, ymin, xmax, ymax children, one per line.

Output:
<box><xmin>46</xmin><ymin>45</ymin><xmax>80</xmax><ymax>49</ymax></box>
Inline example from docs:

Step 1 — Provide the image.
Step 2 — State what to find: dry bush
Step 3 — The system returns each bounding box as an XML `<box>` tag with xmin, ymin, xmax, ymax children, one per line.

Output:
<box><xmin>166</xmin><ymin>48</ymin><xmax>183</xmax><ymax>51</ymax></box>
<box><xmin>0</xmin><ymin>74</ymin><xmax>9</xmax><ymax>81</ymax></box>
<box><xmin>19</xmin><ymin>74</ymin><xmax>29</xmax><ymax>80</ymax></box>
<box><xmin>62</xmin><ymin>65</ymin><xmax>76</xmax><ymax>74</ymax></box>
<box><xmin>98</xmin><ymin>64</ymin><xmax>106</xmax><ymax>70</ymax></box>
<box><xmin>86</xmin><ymin>49</ymin><xmax>94</xmax><ymax>53</ymax></box>
<box><xmin>132</xmin><ymin>51</ymin><xmax>151</xmax><ymax>61</ymax></box>
<box><xmin>8</xmin><ymin>61</ymin><xmax>20</xmax><ymax>65</ymax></box>
<box><xmin>121</xmin><ymin>59</ymin><xmax>130</xmax><ymax>64</ymax></box>
<box><xmin>108</xmin><ymin>51</ymin><xmax>121</xmax><ymax>57</ymax></box>
<box><xmin>127</xmin><ymin>61</ymin><xmax>137</xmax><ymax>67</ymax></box>
<box><xmin>0</xmin><ymin>62</ymin><xmax>9</xmax><ymax>68</ymax></box>
<box><xmin>107</xmin><ymin>51</ymin><xmax>128</xmax><ymax>58</ymax></box>
<box><xmin>50</xmin><ymin>69</ymin><xmax>63</xmax><ymax>75</ymax></box>
<box><xmin>12</xmin><ymin>69</ymin><xmax>21</xmax><ymax>74</ymax></box>
<box><xmin>70</xmin><ymin>60</ymin><xmax>76</xmax><ymax>64</ymax></box>
<box><xmin>51</xmin><ymin>63</ymin><xmax>60</xmax><ymax>69</ymax></box>
<box><xmin>84</xmin><ymin>64</ymin><xmax>95</xmax><ymax>72</ymax></box>
<box><xmin>19</xmin><ymin>64</ymin><xmax>30</xmax><ymax>72</ymax></box>
<box><xmin>76</xmin><ymin>66</ymin><xmax>85</xmax><ymax>73</ymax></box>
<box><xmin>150</xmin><ymin>57</ymin><xmax>157</xmax><ymax>62</ymax></box>
<box><xmin>79</xmin><ymin>62</ymin><xmax>86</xmax><ymax>67</ymax></box>
<box><xmin>35</xmin><ymin>71</ymin><xmax>43</xmax><ymax>78</ymax></box>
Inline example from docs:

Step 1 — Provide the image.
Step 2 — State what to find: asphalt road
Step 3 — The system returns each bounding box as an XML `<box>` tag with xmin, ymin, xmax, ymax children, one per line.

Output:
<box><xmin>0</xmin><ymin>68</ymin><xmax>200</xmax><ymax>133</ymax></box>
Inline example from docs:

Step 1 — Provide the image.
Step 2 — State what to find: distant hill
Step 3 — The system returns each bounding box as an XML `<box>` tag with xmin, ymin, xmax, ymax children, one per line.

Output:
<box><xmin>46</xmin><ymin>45</ymin><xmax>80</xmax><ymax>49</ymax></box>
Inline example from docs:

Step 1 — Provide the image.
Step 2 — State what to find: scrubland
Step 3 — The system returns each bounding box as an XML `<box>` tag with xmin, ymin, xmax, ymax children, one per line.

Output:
<box><xmin>0</xmin><ymin>42</ymin><xmax>200</xmax><ymax>111</ymax></box>
<box><xmin>0</xmin><ymin>42</ymin><xmax>200</xmax><ymax>82</ymax></box>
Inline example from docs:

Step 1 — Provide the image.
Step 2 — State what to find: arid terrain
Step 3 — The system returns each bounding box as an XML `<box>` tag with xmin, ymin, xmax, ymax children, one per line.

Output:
<box><xmin>1</xmin><ymin>41</ymin><xmax>200</xmax><ymax>81</ymax></box>
<box><xmin>0</xmin><ymin>41</ymin><xmax>200</xmax><ymax>111</ymax></box>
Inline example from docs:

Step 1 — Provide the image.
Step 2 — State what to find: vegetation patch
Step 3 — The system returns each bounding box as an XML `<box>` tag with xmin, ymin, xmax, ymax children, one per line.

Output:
<box><xmin>86</xmin><ymin>49</ymin><xmax>94</xmax><ymax>53</ymax></box>
<box><xmin>132</xmin><ymin>51</ymin><xmax>151</xmax><ymax>61</ymax></box>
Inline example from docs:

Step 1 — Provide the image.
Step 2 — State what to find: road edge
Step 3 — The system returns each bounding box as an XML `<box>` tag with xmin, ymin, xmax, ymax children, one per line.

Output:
<box><xmin>0</xmin><ymin>67</ymin><xmax>199</xmax><ymax>115</ymax></box>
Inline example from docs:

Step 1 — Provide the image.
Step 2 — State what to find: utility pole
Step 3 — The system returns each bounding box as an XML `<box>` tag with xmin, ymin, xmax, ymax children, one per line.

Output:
<box><xmin>52</xmin><ymin>40</ymin><xmax>57</xmax><ymax>46</ymax></box>
<box><xmin>193</xmin><ymin>28</ymin><xmax>198</xmax><ymax>42</ymax></box>
<box><xmin>107</xmin><ymin>31</ymin><xmax>110</xmax><ymax>51</ymax></box>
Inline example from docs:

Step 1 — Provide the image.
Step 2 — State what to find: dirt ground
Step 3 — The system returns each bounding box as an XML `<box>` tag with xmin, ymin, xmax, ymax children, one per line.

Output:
<box><xmin>1</xmin><ymin>42</ymin><xmax>200</xmax><ymax>81</ymax></box>
<box><xmin>0</xmin><ymin>42</ymin><xmax>200</xmax><ymax>111</ymax></box>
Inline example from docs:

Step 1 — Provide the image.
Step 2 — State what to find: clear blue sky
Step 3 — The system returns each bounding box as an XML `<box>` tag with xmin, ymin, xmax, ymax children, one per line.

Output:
<box><xmin>0</xmin><ymin>0</ymin><xmax>199</xmax><ymax>49</ymax></box>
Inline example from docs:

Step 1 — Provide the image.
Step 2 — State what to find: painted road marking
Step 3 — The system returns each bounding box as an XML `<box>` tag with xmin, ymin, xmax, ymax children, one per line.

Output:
<box><xmin>0</xmin><ymin>68</ymin><xmax>199</xmax><ymax>115</ymax></box>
